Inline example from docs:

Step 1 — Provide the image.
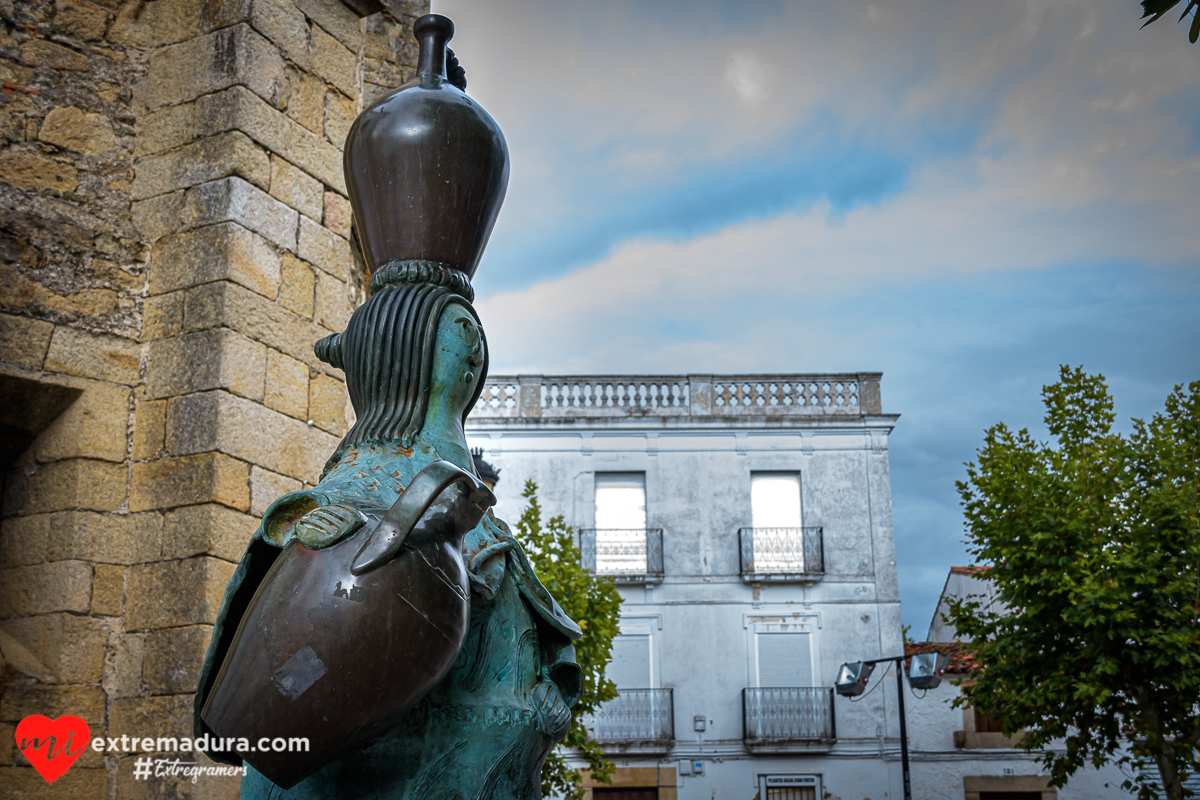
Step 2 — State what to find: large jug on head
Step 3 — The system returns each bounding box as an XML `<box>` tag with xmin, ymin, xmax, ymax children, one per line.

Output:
<box><xmin>343</xmin><ymin>13</ymin><xmax>509</xmax><ymax>279</ymax></box>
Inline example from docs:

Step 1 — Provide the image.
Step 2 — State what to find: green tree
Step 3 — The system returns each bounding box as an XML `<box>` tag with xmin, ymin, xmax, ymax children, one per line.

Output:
<box><xmin>1140</xmin><ymin>0</ymin><xmax>1200</xmax><ymax>43</ymax></box>
<box><xmin>514</xmin><ymin>480</ymin><xmax>622</xmax><ymax>800</ymax></box>
<box><xmin>947</xmin><ymin>366</ymin><xmax>1200</xmax><ymax>800</ymax></box>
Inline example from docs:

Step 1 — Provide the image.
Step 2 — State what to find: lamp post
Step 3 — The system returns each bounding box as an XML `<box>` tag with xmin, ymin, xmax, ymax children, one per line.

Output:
<box><xmin>835</xmin><ymin>652</ymin><xmax>947</xmax><ymax>800</ymax></box>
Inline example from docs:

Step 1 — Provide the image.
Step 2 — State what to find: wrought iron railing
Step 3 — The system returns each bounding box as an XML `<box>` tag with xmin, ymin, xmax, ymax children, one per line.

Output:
<box><xmin>580</xmin><ymin>529</ymin><xmax>664</xmax><ymax>581</ymax></box>
<box><xmin>469</xmin><ymin>374</ymin><xmax>882</xmax><ymax>419</ymax></box>
<box><xmin>743</xmin><ymin>687</ymin><xmax>835</xmax><ymax>742</ymax></box>
<box><xmin>739</xmin><ymin>527</ymin><xmax>824</xmax><ymax>578</ymax></box>
<box><xmin>594</xmin><ymin>688</ymin><xmax>674</xmax><ymax>742</ymax></box>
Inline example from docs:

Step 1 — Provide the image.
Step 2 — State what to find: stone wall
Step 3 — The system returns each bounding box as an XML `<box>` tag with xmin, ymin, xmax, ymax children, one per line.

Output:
<box><xmin>0</xmin><ymin>1</ymin><xmax>426</xmax><ymax>797</ymax></box>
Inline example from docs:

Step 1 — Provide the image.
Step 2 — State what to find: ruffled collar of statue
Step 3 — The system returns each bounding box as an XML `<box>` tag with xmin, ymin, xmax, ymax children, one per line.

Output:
<box><xmin>369</xmin><ymin>259</ymin><xmax>475</xmax><ymax>303</ymax></box>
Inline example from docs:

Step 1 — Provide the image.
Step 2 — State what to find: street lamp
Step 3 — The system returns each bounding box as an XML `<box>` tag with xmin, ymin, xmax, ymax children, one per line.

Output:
<box><xmin>834</xmin><ymin>651</ymin><xmax>947</xmax><ymax>800</ymax></box>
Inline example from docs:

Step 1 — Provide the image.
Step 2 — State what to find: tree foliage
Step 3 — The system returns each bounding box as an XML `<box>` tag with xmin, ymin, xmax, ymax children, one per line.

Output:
<box><xmin>1140</xmin><ymin>0</ymin><xmax>1200</xmax><ymax>43</ymax></box>
<box><xmin>514</xmin><ymin>480</ymin><xmax>622</xmax><ymax>800</ymax></box>
<box><xmin>947</xmin><ymin>366</ymin><xmax>1200</xmax><ymax>800</ymax></box>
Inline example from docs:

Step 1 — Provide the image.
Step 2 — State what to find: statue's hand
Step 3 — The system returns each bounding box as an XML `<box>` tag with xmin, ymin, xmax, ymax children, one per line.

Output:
<box><xmin>294</xmin><ymin>504</ymin><xmax>366</xmax><ymax>549</ymax></box>
<box><xmin>351</xmin><ymin>460</ymin><xmax>495</xmax><ymax>576</ymax></box>
<box><xmin>532</xmin><ymin>680</ymin><xmax>572</xmax><ymax>741</ymax></box>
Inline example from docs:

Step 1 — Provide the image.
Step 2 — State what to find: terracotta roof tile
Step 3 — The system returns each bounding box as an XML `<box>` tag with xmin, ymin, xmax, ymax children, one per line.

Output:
<box><xmin>904</xmin><ymin>641</ymin><xmax>980</xmax><ymax>674</ymax></box>
<box><xmin>949</xmin><ymin>565</ymin><xmax>992</xmax><ymax>576</ymax></box>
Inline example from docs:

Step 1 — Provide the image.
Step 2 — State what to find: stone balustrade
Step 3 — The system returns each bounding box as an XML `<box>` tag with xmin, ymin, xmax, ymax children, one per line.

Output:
<box><xmin>471</xmin><ymin>373</ymin><xmax>883</xmax><ymax>419</ymax></box>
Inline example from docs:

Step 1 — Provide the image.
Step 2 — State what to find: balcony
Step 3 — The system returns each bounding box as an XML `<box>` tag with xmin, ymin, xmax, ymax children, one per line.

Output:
<box><xmin>580</xmin><ymin>528</ymin><xmax>664</xmax><ymax>584</ymax></box>
<box><xmin>743</xmin><ymin>687</ymin><xmax>836</xmax><ymax>753</ymax></box>
<box><xmin>739</xmin><ymin>527</ymin><xmax>824</xmax><ymax>583</ymax></box>
<box><xmin>593</xmin><ymin>688</ymin><xmax>674</xmax><ymax>753</ymax></box>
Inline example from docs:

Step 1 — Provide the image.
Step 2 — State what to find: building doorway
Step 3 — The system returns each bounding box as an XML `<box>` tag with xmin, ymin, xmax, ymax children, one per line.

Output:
<box><xmin>591</xmin><ymin>789</ymin><xmax>658</xmax><ymax>800</ymax></box>
<box><xmin>978</xmin><ymin>794</ymin><xmax>1042</xmax><ymax>800</ymax></box>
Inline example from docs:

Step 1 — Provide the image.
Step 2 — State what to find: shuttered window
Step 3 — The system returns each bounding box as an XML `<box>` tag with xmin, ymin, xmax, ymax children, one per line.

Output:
<box><xmin>756</xmin><ymin>632</ymin><xmax>813</xmax><ymax>687</ymax></box>
<box><xmin>607</xmin><ymin>633</ymin><xmax>652</xmax><ymax>689</ymax></box>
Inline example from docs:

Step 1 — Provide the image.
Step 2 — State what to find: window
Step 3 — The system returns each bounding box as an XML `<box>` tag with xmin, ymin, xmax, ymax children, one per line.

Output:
<box><xmin>594</xmin><ymin>473</ymin><xmax>647</xmax><ymax>574</ymax></box>
<box><xmin>592</xmin><ymin>790</ymin><xmax>657</xmax><ymax>800</ymax></box>
<box><xmin>745</xmin><ymin>630</ymin><xmax>830</xmax><ymax>742</ymax></box>
<box><xmin>607</xmin><ymin>633</ymin><xmax>652</xmax><ymax>690</ymax></box>
<box><xmin>595</xmin><ymin>473</ymin><xmax>646</xmax><ymax>529</ymax></box>
<box><xmin>973</xmin><ymin>708</ymin><xmax>1004</xmax><ymax>733</ymax></box>
<box><xmin>767</xmin><ymin>788</ymin><xmax>815</xmax><ymax>800</ymax></box>
<box><xmin>595</xmin><ymin>628</ymin><xmax>672</xmax><ymax>742</ymax></box>
<box><xmin>759</xmin><ymin>775</ymin><xmax>820</xmax><ymax>799</ymax></box>
<box><xmin>750</xmin><ymin>473</ymin><xmax>804</xmax><ymax>573</ymax></box>
<box><xmin>756</xmin><ymin>632</ymin><xmax>813</xmax><ymax>687</ymax></box>
<box><xmin>751</xmin><ymin>473</ymin><xmax>801</xmax><ymax>528</ymax></box>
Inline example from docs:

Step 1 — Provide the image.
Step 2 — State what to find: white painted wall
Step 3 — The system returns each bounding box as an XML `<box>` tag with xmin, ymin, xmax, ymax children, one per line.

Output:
<box><xmin>927</xmin><ymin>569</ymin><xmax>1006</xmax><ymax>643</ymax></box>
<box><xmin>468</xmin><ymin>374</ymin><xmax>911</xmax><ymax>799</ymax></box>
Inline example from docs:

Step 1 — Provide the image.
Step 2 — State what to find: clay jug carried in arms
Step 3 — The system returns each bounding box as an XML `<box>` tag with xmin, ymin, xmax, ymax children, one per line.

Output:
<box><xmin>200</xmin><ymin>463</ymin><xmax>495</xmax><ymax>788</ymax></box>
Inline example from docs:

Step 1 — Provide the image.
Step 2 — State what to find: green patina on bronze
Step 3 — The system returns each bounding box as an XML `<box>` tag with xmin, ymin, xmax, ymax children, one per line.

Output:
<box><xmin>193</xmin><ymin>13</ymin><xmax>582</xmax><ymax>799</ymax></box>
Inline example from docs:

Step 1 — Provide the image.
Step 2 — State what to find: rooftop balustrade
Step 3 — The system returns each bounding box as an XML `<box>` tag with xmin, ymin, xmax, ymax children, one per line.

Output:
<box><xmin>469</xmin><ymin>374</ymin><xmax>882</xmax><ymax>421</ymax></box>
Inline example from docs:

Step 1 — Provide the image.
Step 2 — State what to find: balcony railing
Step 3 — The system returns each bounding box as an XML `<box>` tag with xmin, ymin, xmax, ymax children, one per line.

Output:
<box><xmin>469</xmin><ymin>374</ymin><xmax>883</xmax><ymax>420</ymax></box>
<box><xmin>739</xmin><ymin>527</ymin><xmax>824</xmax><ymax>582</ymax></box>
<box><xmin>580</xmin><ymin>528</ymin><xmax>664</xmax><ymax>583</ymax></box>
<box><xmin>743</xmin><ymin>687</ymin><xmax>835</xmax><ymax>744</ymax></box>
<box><xmin>594</xmin><ymin>688</ymin><xmax>674</xmax><ymax>743</ymax></box>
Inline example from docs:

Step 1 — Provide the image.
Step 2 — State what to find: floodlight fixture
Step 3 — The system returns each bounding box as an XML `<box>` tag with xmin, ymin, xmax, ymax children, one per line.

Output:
<box><xmin>907</xmin><ymin>652</ymin><xmax>949</xmax><ymax>690</ymax></box>
<box><xmin>834</xmin><ymin>661</ymin><xmax>876</xmax><ymax>697</ymax></box>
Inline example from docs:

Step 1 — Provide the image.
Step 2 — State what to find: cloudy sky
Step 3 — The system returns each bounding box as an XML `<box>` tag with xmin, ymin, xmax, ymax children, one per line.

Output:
<box><xmin>434</xmin><ymin>0</ymin><xmax>1200</xmax><ymax>633</ymax></box>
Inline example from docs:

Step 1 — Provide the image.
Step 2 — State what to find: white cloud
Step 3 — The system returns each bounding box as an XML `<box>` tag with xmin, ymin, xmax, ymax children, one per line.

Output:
<box><xmin>721</xmin><ymin>50</ymin><xmax>774</xmax><ymax>108</ymax></box>
<box><xmin>476</xmin><ymin>149</ymin><xmax>1198</xmax><ymax>374</ymax></box>
<box><xmin>433</xmin><ymin>0</ymin><xmax>1200</xmax><ymax>375</ymax></box>
<box><xmin>437</xmin><ymin>0</ymin><xmax>1199</xmax><ymax>270</ymax></box>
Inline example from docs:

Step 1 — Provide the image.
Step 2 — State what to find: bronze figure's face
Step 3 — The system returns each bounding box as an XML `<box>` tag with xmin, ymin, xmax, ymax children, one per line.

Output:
<box><xmin>429</xmin><ymin>303</ymin><xmax>487</xmax><ymax>424</ymax></box>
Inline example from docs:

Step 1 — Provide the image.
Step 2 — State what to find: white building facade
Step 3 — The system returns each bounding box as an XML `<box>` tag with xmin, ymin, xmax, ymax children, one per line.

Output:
<box><xmin>466</xmin><ymin>373</ymin><xmax>910</xmax><ymax>800</ymax></box>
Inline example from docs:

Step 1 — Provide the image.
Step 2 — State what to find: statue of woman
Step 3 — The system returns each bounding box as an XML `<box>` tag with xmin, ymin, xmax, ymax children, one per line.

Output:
<box><xmin>193</xmin><ymin>15</ymin><xmax>583</xmax><ymax>798</ymax></box>
<box><xmin>194</xmin><ymin>266</ymin><xmax>582</xmax><ymax>799</ymax></box>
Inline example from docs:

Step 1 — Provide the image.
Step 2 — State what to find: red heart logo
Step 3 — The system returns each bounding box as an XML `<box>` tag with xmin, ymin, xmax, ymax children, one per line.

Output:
<box><xmin>15</xmin><ymin>715</ymin><xmax>91</xmax><ymax>784</ymax></box>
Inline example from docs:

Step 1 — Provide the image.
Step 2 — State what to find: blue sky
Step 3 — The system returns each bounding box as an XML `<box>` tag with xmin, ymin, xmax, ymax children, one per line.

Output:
<box><xmin>434</xmin><ymin>0</ymin><xmax>1200</xmax><ymax>633</ymax></box>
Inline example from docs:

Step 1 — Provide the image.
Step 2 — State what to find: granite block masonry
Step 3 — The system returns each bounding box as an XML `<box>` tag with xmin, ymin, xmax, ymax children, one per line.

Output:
<box><xmin>0</xmin><ymin>1</ymin><xmax>427</xmax><ymax>797</ymax></box>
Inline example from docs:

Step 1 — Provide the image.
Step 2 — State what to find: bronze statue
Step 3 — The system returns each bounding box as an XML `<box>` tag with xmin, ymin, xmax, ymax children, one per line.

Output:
<box><xmin>193</xmin><ymin>15</ymin><xmax>583</xmax><ymax>798</ymax></box>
